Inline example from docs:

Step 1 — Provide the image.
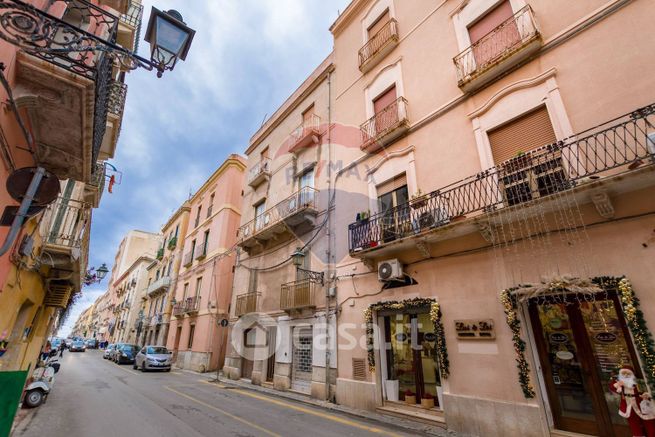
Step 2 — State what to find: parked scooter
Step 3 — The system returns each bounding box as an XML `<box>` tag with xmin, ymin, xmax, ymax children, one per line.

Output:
<box><xmin>23</xmin><ymin>350</ymin><xmax>60</xmax><ymax>408</ymax></box>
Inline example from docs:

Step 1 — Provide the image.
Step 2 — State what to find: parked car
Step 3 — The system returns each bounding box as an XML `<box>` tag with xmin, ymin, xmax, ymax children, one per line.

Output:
<box><xmin>69</xmin><ymin>340</ymin><xmax>86</xmax><ymax>352</ymax></box>
<box><xmin>134</xmin><ymin>346</ymin><xmax>172</xmax><ymax>372</ymax></box>
<box><xmin>64</xmin><ymin>338</ymin><xmax>73</xmax><ymax>348</ymax></box>
<box><xmin>113</xmin><ymin>343</ymin><xmax>138</xmax><ymax>364</ymax></box>
<box><xmin>103</xmin><ymin>344</ymin><xmax>115</xmax><ymax>359</ymax></box>
<box><xmin>84</xmin><ymin>339</ymin><xmax>97</xmax><ymax>349</ymax></box>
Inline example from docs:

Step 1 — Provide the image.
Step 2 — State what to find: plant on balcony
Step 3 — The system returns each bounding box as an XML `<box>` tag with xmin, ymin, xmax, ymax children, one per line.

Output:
<box><xmin>503</xmin><ymin>151</ymin><xmax>533</xmax><ymax>174</ymax></box>
<box><xmin>355</xmin><ymin>210</ymin><xmax>370</xmax><ymax>223</ymax></box>
<box><xmin>156</xmin><ymin>248</ymin><xmax>164</xmax><ymax>260</ymax></box>
<box><xmin>168</xmin><ymin>236</ymin><xmax>177</xmax><ymax>250</ymax></box>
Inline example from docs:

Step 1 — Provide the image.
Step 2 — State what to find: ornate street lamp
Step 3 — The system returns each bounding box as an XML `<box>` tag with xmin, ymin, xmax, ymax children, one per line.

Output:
<box><xmin>0</xmin><ymin>1</ymin><xmax>196</xmax><ymax>78</ymax></box>
<box><xmin>95</xmin><ymin>263</ymin><xmax>109</xmax><ymax>281</ymax></box>
<box><xmin>291</xmin><ymin>247</ymin><xmax>305</xmax><ymax>267</ymax></box>
<box><xmin>84</xmin><ymin>263</ymin><xmax>109</xmax><ymax>286</ymax></box>
<box><xmin>145</xmin><ymin>8</ymin><xmax>195</xmax><ymax>77</ymax></box>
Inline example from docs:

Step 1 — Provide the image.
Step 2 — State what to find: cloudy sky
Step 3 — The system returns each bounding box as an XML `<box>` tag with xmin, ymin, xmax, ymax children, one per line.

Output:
<box><xmin>59</xmin><ymin>0</ymin><xmax>351</xmax><ymax>336</ymax></box>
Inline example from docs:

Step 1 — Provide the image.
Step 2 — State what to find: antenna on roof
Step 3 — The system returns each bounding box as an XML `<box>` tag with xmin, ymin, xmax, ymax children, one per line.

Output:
<box><xmin>261</xmin><ymin>113</ymin><xmax>268</xmax><ymax>127</ymax></box>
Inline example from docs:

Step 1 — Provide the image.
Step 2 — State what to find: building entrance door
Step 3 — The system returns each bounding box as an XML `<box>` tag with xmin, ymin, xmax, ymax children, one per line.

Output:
<box><xmin>529</xmin><ymin>294</ymin><xmax>639</xmax><ymax>437</ymax></box>
<box><xmin>383</xmin><ymin>311</ymin><xmax>442</xmax><ymax>407</ymax></box>
<box><xmin>291</xmin><ymin>327</ymin><xmax>313</xmax><ymax>393</ymax></box>
<box><xmin>241</xmin><ymin>328</ymin><xmax>255</xmax><ymax>380</ymax></box>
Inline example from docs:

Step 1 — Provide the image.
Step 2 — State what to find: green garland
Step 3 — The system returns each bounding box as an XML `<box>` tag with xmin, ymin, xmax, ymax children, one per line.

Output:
<box><xmin>500</xmin><ymin>288</ymin><xmax>536</xmax><ymax>398</ymax></box>
<box><xmin>363</xmin><ymin>297</ymin><xmax>450</xmax><ymax>379</ymax></box>
<box><xmin>502</xmin><ymin>276</ymin><xmax>655</xmax><ymax>398</ymax></box>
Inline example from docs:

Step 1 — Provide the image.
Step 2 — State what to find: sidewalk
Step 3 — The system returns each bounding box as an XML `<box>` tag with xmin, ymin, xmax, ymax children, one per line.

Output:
<box><xmin>211</xmin><ymin>374</ymin><xmax>456</xmax><ymax>437</ymax></box>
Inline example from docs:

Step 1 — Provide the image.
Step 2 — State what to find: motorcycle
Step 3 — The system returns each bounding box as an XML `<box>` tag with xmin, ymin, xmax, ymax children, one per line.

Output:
<box><xmin>23</xmin><ymin>351</ymin><xmax>60</xmax><ymax>408</ymax></box>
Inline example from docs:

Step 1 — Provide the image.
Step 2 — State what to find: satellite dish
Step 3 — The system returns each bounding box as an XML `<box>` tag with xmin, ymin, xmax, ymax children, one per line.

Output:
<box><xmin>6</xmin><ymin>167</ymin><xmax>59</xmax><ymax>206</ymax></box>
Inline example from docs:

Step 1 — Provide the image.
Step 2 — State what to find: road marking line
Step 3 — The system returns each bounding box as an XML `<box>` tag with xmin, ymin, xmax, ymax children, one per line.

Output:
<box><xmin>108</xmin><ymin>363</ymin><xmax>140</xmax><ymax>376</ymax></box>
<box><xmin>164</xmin><ymin>386</ymin><xmax>282</xmax><ymax>437</ymax></box>
<box><xmin>203</xmin><ymin>383</ymin><xmax>401</xmax><ymax>436</ymax></box>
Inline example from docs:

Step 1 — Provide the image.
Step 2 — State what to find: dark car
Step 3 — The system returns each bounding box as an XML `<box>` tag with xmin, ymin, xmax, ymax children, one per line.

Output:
<box><xmin>85</xmin><ymin>339</ymin><xmax>97</xmax><ymax>349</ymax></box>
<box><xmin>113</xmin><ymin>343</ymin><xmax>139</xmax><ymax>364</ymax></box>
<box><xmin>70</xmin><ymin>340</ymin><xmax>86</xmax><ymax>352</ymax></box>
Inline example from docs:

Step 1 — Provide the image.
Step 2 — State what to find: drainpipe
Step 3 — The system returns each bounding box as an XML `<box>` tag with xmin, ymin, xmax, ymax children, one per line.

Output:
<box><xmin>325</xmin><ymin>69</ymin><xmax>333</xmax><ymax>402</ymax></box>
<box><xmin>0</xmin><ymin>166</ymin><xmax>46</xmax><ymax>257</ymax></box>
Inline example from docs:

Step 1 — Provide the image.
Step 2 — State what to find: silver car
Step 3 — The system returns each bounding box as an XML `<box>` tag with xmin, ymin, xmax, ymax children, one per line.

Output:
<box><xmin>134</xmin><ymin>346</ymin><xmax>172</xmax><ymax>372</ymax></box>
<box><xmin>103</xmin><ymin>344</ymin><xmax>115</xmax><ymax>359</ymax></box>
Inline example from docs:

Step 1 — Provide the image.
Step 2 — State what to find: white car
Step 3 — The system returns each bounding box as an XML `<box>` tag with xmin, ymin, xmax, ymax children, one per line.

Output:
<box><xmin>134</xmin><ymin>346</ymin><xmax>172</xmax><ymax>372</ymax></box>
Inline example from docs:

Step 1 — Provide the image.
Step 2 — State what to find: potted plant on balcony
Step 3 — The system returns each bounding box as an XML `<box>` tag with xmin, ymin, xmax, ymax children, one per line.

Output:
<box><xmin>421</xmin><ymin>392</ymin><xmax>435</xmax><ymax>409</ymax></box>
<box><xmin>503</xmin><ymin>151</ymin><xmax>533</xmax><ymax>174</ymax></box>
<box><xmin>356</xmin><ymin>210</ymin><xmax>370</xmax><ymax>223</ymax></box>
<box><xmin>410</xmin><ymin>189</ymin><xmax>428</xmax><ymax>209</ymax></box>
<box><xmin>404</xmin><ymin>389</ymin><xmax>416</xmax><ymax>405</ymax></box>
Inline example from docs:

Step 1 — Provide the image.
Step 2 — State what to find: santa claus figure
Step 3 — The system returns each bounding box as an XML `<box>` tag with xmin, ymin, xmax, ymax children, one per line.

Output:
<box><xmin>610</xmin><ymin>365</ymin><xmax>655</xmax><ymax>436</ymax></box>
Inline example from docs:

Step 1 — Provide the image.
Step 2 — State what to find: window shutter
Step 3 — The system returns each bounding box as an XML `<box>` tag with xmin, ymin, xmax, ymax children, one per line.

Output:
<box><xmin>373</xmin><ymin>85</ymin><xmax>397</xmax><ymax>115</ymax></box>
<box><xmin>467</xmin><ymin>0</ymin><xmax>514</xmax><ymax>44</ymax></box>
<box><xmin>302</xmin><ymin>104</ymin><xmax>315</xmax><ymax>124</ymax></box>
<box><xmin>376</xmin><ymin>173</ymin><xmax>407</xmax><ymax>196</ymax></box>
<box><xmin>368</xmin><ymin>9</ymin><xmax>390</xmax><ymax>39</ymax></box>
<box><xmin>487</xmin><ymin>105</ymin><xmax>557</xmax><ymax>165</ymax></box>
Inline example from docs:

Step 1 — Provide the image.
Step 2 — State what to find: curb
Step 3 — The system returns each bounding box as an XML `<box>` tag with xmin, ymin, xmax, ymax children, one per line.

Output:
<box><xmin>214</xmin><ymin>375</ymin><xmax>455</xmax><ymax>436</ymax></box>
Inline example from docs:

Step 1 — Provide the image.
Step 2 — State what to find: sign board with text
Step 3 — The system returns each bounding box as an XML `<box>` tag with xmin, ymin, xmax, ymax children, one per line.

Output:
<box><xmin>454</xmin><ymin>319</ymin><xmax>495</xmax><ymax>340</ymax></box>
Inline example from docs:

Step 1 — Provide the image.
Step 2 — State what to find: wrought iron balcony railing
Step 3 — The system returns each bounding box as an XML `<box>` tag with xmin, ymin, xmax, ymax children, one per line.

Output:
<box><xmin>453</xmin><ymin>6</ymin><xmax>539</xmax><ymax>86</ymax></box>
<box><xmin>184</xmin><ymin>296</ymin><xmax>200</xmax><ymax>314</ymax></box>
<box><xmin>359</xmin><ymin>19</ymin><xmax>399</xmax><ymax>72</ymax></box>
<box><xmin>235</xmin><ymin>293</ymin><xmax>260</xmax><ymax>317</ymax></box>
<box><xmin>248</xmin><ymin>158</ymin><xmax>272</xmax><ymax>187</ymax></box>
<box><xmin>238</xmin><ymin>187</ymin><xmax>319</xmax><ymax>242</ymax></box>
<box><xmin>349</xmin><ymin>103</ymin><xmax>655</xmax><ymax>253</ymax></box>
<box><xmin>360</xmin><ymin>97</ymin><xmax>409</xmax><ymax>152</ymax></box>
<box><xmin>280</xmin><ymin>279</ymin><xmax>317</xmax><ymax>311</ymax></box>
<box><xmin>172</xmin><ymin>302</ymin><xmax>185</xmax><ymax>317</ymax></box>
<box><xmin>40</xmin><ymin>197</ymin><xmax>91</xmax><ymax>250</ymax></box>
<box><xmin>88</xmin><ymin>161</ymin><xmax>106</xmax><ymax>194</ymax></box>
<box><xmin>289</xmin><ymin>114</ymin><xmax>321</xmax><ymax>153</ymax></box>
<box><xmin>107</xmin><ymin>80</ymin><xmax>128</xmax><ymax>117</ymax></box>
<box><xmin>119</xmin><ymin>1</ymin><xmax>144</xmax><ymax>51</ymax></box>
<box><xmin>183</xmin><ymin>251</ymin><xmax>194</xmax><ymax>267</ymax></box>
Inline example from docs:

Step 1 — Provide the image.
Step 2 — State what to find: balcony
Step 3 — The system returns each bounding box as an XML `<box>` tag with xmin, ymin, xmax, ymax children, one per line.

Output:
<box><xmin>10</xmin><ymin>1</ymin><xmax>119</xmax><ymax>183</ymax></box>
<box><xmin>361</xmin><ymin>97</ymin><xmax>409</xmax><ymax>153</ymax></box>
<box><xmin>349</xmin><ymin>103</ymin><xmax>655</xmax><ymax>257</ymax></box>
<box><xmin>288</xmin><ymin>115</ymin><xmax>321</xmax><ymax>154</ymax></box>
<box><xmin>195</xmin><ymin>245</ymin><xmax>207</xmax><ymax>261</ymax></box>
<box><xmin>147</xmin><ymin>276</ymin><xmax>171</xmax><ymax>297</ymax></box>
<box><xmin>183</xmin><ymin>251</ymin><xmax>194</xmax><ymax>267</ymax></box>
<box><xmin>238</xmin><ymin>187</ymin><xmax>319</xmax><ymax>253</ymax></box>
<box><xmin>167</xmin><ymin>236</ymin><xmax>178</xmax><ymax>250</ymax></box>
<box><xmin>248</xmin><ymin>158</ymin><xmax>272</xmax><ymax>188</ymax></box>
<box><xmin>184</xmin><ymin>296</ymin><xmax>200</xmax><ymax>314</ymax></box>
<box><xmin>359</xmin><ymin>19</ymin><xmax>399</xmax><ymax>73</ymax></box>
<box><xmin>235</xmin><ymin>293</ymin><xmax>260</xmax><ymax>317</ymax></box>
<box><xmin>280</xmin><ymin>279</ymin><xmax>317</xmax><ymax>312</ymax></box>
<box><xmin>117</xmin><ymin>1</ymin><xmax>144</xmax><ymax>52</ymax></box>
<box><xmin>40</xmin><ymin>197</ymin><xmax>91</xmax><ymax>252</ymax></box>
<box><xmin>172</xmin><ymin>303</ymin><xmax>186</xmax><ymax>317</ymax></box>
<box><xmin>454</xmin><ymin>6</ymin><xmax>541</xmax><ymax>92</ymax></box>
<box><xmin>156</xmin><ymin>248</ymin><xmax>164</xmax><ymax>260</ymax></box>
<box><xmin>99</xmin><ymin>80</ymin><xmax>128</xmax><ymax>161</ymax></box>
<box><xmin>83</xmin><ymin>162</ymin><xmax>106</xmax><ymax>207</ymax></box>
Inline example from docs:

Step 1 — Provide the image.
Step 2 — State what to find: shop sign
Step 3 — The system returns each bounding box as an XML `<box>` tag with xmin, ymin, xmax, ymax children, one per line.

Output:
<box><xmin>594</xmin><ymin>332</ymin><xmax>618</xmax><ymax>343</ymax></box>
<box><xmin>549</xmin><ymin>333</ymin><xmax>569</xmax><ymax>344</ymax></box>
<box><xmin>454</xmin><ymin>319</ymin><xmax>495</xmax><ymax>340</ymax></box>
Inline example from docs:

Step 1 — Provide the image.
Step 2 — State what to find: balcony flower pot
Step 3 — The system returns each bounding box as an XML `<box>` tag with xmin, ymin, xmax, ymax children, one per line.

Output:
<box><xmin>404</xmin><ymin>390</ymin><xmax>416</xmax><ymax>405</ymax></box>
<box><xmin>421</xmin><ymin>393</ymin><xmax>435</xmax><ymax>409</ymax></box>
<box><xmin>451</xmin><ymin>214</ymin><xmax>466</xmax><ymax>222</ymax></box>
<box><xmin>410</xmin><ymin>190</ymin><xmax>427</xmax><ymax>209</ymax></box>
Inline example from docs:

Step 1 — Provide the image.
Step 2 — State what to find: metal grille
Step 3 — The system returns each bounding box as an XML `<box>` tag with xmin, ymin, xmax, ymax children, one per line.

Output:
<box><xmin>293</xmin><ymin>330</ymin><xmax>313</xmax><ymax>376</ymax></box>
<box><xmin>360</xmin><ymin>97</ymin><xmax>409</xmax><ymax>150</ymax></box>
<box><xmin>352</xmin><ymin>358</ymin><xmax>367</xmax><ymax>381</ymax></box>
<box><xmin>349</xmin><ymin>103</ymin><xmax>655</xmax><ymax>253</ymax></box>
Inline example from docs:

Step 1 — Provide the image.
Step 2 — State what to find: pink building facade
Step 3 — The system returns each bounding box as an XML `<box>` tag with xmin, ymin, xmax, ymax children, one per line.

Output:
<box><xmin>166</xmin><ymin>155</ymin><xmax>246</xmax><ymax>373</ymax></box>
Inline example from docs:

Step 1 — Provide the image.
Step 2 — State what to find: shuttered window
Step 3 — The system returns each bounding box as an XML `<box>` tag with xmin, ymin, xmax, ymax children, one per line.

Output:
<box><xmin>376</xmin><ymin>173</ymin><xmax>407</xmax><ymax>197</ymax></box>
<box><xmin>487</xmin><ymin>105</ymin><xmax>557</xmax><ymax>165</ymax></box>
<box><xmin>302</xmin><ymin>104</ymin><xmax>314</xmax><ymax>124</ymax></box>
<box><xmin>468</xmin><ymin>0</ymin><xmax>514</xmax><ymax>44</ymax></box>
<box><xmin>373</xmin><ymin>85</ymin><xmax>397</xmax><ymax>115</ymax></box>
<box><xmin>368</xmin><ymin>9</ymin><xmax>390</xmax><ymax>39</ymax></box>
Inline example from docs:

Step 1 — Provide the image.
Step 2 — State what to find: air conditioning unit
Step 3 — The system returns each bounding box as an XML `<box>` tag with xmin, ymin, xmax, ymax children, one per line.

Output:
<box><xmin>378</xmin><ymin>259</ymin><xmax>404</xmax><ymax>282</ymax></box>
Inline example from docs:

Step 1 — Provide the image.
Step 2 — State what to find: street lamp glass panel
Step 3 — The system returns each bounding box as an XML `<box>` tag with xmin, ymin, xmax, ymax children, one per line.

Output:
<box><xmin>156</xmin><ymin>18</ymin><xmax>189</xmax><ymax>57</ymax></box>
<box><xmin>291</xmin><ymin>248</ymin><xmax>305</xmax><ymax>267</ymax></box>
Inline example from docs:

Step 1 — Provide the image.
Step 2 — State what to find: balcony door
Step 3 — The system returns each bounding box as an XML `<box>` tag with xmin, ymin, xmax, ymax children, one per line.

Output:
<box><xmin>467</xmin><ymin>0</ymin><xmax>520</xmax><ymax>68</ymax></box>
<box><xmin>372</xmin><ymin>85</ymin><xmax>398</xmax><ymax>137</ymax></box>
<box><xmin>529</xmin><ymin>294</ymin><xmax>637</xmax><ymax>436</ymax></box>
<box><xmin>298</xmin><ymin>170</ymin><xmax>314</xmax><ymax>207</ymax></box>
<box><xmin>377</xmin><ymin>175</ymin><xmax>409</xmax><ymax>243</ymax></box>
<box><xmin>254</xmin><ymin>201</ymin><xmax>266</xmax><ymax>231</ymax></box>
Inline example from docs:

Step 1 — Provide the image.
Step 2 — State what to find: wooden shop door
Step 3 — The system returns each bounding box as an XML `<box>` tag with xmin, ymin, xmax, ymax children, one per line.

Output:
<box><xmin>529</xmin><ymin>294</ymin><xmax>638</xmax><ymax>437</ymax></box>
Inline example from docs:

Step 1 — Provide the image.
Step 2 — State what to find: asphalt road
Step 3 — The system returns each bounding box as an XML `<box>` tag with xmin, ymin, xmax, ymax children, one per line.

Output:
<box><xmin>13</xmin><ymin>350</ymin><xmax>423</xmax><ymax>437</ymax></box>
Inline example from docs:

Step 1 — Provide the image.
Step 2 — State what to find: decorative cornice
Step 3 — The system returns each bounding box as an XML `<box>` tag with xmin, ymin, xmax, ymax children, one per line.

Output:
<box><xmin>330</xmin><ymin>0</ymin><xmax>369</xmax><ymax>35</ymax></box>
<box><xmin>190</xmin><ymin>154</ymin><xmax>246</xmax><ymax>201</ymax></box>
<box><xmin>367</xmin><ymin>145</ymin><xmax>415</xmax><ymax>175</ymax></box>
<box><xmin>467</xmin><ymin>68</ymin><xmax>557</xmax><ymax>119</ymax></box>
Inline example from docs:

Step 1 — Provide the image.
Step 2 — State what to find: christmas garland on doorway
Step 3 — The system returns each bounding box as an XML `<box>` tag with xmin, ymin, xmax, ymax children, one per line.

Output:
<box><xmin>500</xmin><ymin>288</ymin><xmax>536</xmax><ymax>398</ymax></box>
<box><xmin>363</xmin><ymin>297</ymin><xmax>450</xmax><ymax>379</ymax></box>
<box><xmin>501</xmin><ymin>276</ymin><xmax>655</xmax><ymax>398</ymax></box>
